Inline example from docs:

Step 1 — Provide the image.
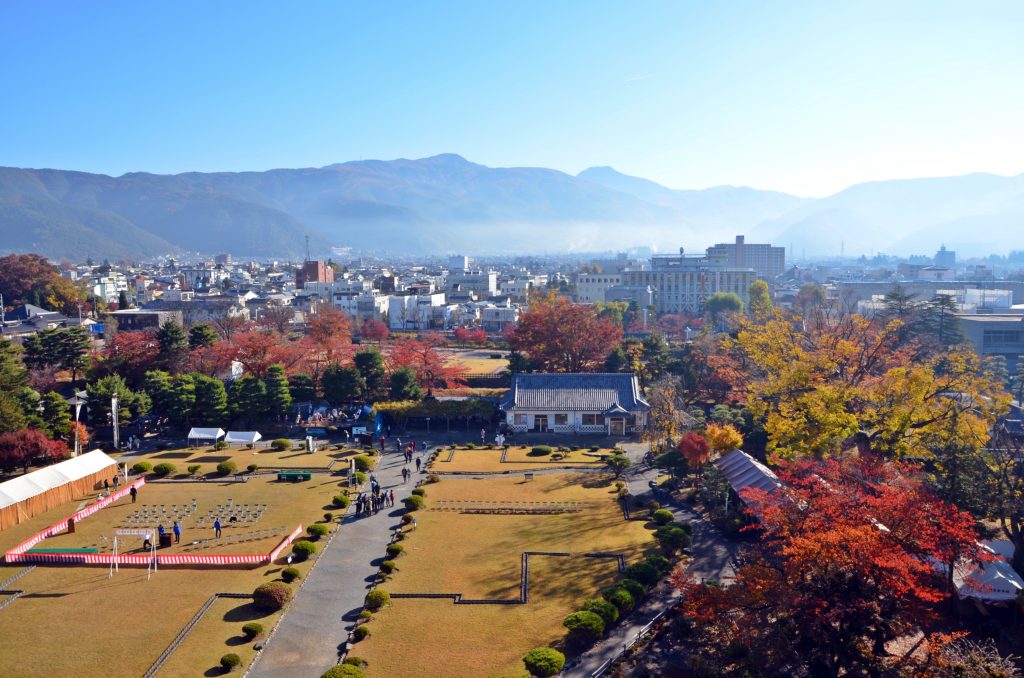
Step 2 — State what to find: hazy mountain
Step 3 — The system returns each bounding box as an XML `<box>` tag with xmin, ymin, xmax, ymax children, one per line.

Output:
<box><xmin>753</xmin><ymin>172</ymin><xmax>1024</xmax><ymax>257</ymax></box>
<box><xmin>1</xmin><ymin>156</ymin><xmax>1022</xmax><ymax>261</ymax></box>
<box><xmin>577</xmin><ymin>166</ymin><xmax>807</xmax><ymax>240</ymax></box>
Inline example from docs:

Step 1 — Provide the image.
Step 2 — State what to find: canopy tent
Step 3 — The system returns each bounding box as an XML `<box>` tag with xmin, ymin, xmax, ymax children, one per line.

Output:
<box><xmin>0</xmin><ymin>450</ymin><xmax>117</xmax><ymax>530</ymax></box>
<box><xmin>224</xmin><ymin>431</ymin><xmax>262</xmax><ymax>445</ymax></box>
<box><xmin>187</xmin><ymin>428</ymin><xmax>225</xmax><ymax>445</ymax></box>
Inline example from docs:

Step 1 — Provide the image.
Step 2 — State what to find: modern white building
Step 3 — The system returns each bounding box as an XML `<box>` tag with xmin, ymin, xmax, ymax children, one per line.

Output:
<box><xmin>575</xmin><ymin>272</ymin><xmax>622</xmax><ymax>304</ymax></box>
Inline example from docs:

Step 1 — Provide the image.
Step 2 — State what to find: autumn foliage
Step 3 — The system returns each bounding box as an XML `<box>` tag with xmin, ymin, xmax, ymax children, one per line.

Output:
<box><xmin>704</xmin><ymin>423</ymin><xmax>743</xmax><ymax>453</ymax></box>
<box><xmin>0</xmin><ymin>428</ymin><xmax>69</xmax><ymax>472</ymax></box>
<box><xmin>508</xmin><ymin>292</ymin><xmax>622</xmax><ymax>373</ymax></box>
<box><xmin>674</xmin><ymin>456</ymin><xmax>986</xmax><ymax>676</ymax></box>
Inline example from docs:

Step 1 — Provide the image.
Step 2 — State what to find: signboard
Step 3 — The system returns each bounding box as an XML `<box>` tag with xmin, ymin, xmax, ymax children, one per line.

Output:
<box><xmin>352</xmin><ymin>426</ymin><xmax>367</xmax><ymax>435</ymax></box>
<box><xmin>307</xmin><ymin>428</ymin><xmax>327</xmax><ymax>436</ymax></box>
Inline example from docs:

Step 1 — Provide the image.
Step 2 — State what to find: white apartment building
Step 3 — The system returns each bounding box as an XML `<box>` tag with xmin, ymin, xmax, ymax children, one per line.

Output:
<box><xmin>91</xmin><ymin>273</ymin><xmax>129</xmax><ymax>304</ymax></box>
<box><xmin>706</xmin><ymin>235</ymin><xmax>785</xmax><ymax>281</ymax></box>
<box><xmin>388</xmin><ymin>292</ymin><xmax>446</xmax><ymax>330</ymax></box>
<box><xmin>446</xmin><ymin>271</ymin><xmax>498</xmax><ymax>297</ymax></box>
<box><xmin>575</xmin><ymin>272</ymin><xmax>621</xmax><ymax>303</ymax></box>
<box><xmin>621</xmin><ymin>251</ymin><xmax>757</xmax><ymax>314</ymax></box>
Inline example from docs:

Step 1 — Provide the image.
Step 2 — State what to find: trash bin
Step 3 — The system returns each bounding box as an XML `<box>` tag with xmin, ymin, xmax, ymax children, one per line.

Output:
<box><xmin>159</xmin><ymin>533</ymin><xmax>173</xmax><ymax>548</ymax></box>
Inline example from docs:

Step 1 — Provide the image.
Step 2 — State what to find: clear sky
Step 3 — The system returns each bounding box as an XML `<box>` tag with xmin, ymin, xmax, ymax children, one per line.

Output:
<box><xmin>1</xmin><ymin>1</ymin><xmax>1022</xmax><ymax>196</ymax></box>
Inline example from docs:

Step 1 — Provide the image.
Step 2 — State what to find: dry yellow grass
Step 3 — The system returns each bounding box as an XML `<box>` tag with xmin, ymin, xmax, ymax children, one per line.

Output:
<box><xmin>0</xmin><ymin>476</ymin><xmax>339</xmax><ymax>677</ymax></box>
<box><xmin>430</xmin><ymin>446</ymin><xmax>608</xmax><ymax>473</ymax></box>
<box><xmin>356</xmin><ymin>473</ymin><xmax>654</xmax><ymax>677</ymax></box>
<box><xmin>137</xmin><ymin>444</ymin><xmax>366</xmax><ymax>475</ymax></box>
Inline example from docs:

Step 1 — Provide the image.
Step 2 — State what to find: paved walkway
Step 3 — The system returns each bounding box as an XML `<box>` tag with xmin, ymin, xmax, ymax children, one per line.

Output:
<box><xmin>564</xmin><ymin>443</ymin><xmax>738</xmax><ymax>678</ymax></box>
<box><xmin>248</xmin><ymin>448</ymin><xmax>417</xmax><ymax>678</ymax></box>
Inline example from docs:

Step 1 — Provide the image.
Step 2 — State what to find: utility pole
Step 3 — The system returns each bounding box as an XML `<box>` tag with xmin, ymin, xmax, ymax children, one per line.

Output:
<box><xmin>72</xmin><ymin>395</ymin><xmax>84</xmax><ymax>456</ymax></box>
<box><xmin>111</xmin><ymin>394</ymin><xmax>120</xmax><ymax>451</ymax></box>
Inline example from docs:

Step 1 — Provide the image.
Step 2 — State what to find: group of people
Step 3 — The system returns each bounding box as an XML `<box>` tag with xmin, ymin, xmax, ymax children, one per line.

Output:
<box><xmin>356</xmin><ymin>476</ymin><xmax>395</xmax><ymax>516</ymax></box>
<box><xmin>143</xmin><ymin>520</ymin><xmax>182</xmax><ymax>550</ymax></box>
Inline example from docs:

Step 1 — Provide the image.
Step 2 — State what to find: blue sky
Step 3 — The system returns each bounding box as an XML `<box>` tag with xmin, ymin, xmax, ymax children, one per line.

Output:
<box><xmin>1</xmin><ymin>1</ymin><xmax>1022</xmax><ymax>196</ymax></box>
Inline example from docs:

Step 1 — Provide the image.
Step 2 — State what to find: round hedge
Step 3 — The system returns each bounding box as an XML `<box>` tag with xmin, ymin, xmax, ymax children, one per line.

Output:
<box><xmin>291</xmin><ymin>540</ymin><xmax>317</xmax><ymax>561</ymax></box>
<box><xmin>353</xmin><ymin>471</ymin><xmax>367</xmax><ymax>485</ymax></box>
<box><xmin>655</xmin><ymin>524</ymin><xmax>691</xmax><ymax>552</ymax></box>
<box><xmin>410</xmin><ymin>487</ymin><xmax>426</xmax><ymax>497</ymax></box>
<box><xmin>364</xmin><ymin>588</ymin><xmax>390</xmax><ymax>611</ymax></box>
<box><xmin>529</xmin><ymin>445</ymin><xmax>553</xmax><ymax>456</ymax></box>
<box><xmin>403</xmin><ymin>495</ymin><xmax>425</xmax><ymax>512</ymax></box>
<box><xmin>271</xmin><ymin>438</ymin><xmax>290</xmax><ymax>451</ymax></box>
<box><xmin>563</xmin><ymin>610</ymin><xmax>605</xmax><ymax>643</ymax></box>
<box><xmin>353</xmin><ymin>455</ymin><xmax>372</xmax><ymax>472</ymax></box>
<box><xmin>582</xmin><ymin>597</ymin><xmax>619</xmax><ymax>624</ymax></box>
<box><xmin>131</xmin><ymin>461</ymin><xmax>152</xmax><ymax>474</ymax></box>
<box><xmin>307</xmin><ymin>523</ymin><xmax>329</xmax><ymax>539</ymax></box>
<box><xmin>216</xmin><ymin>460</ymin><xmax>237</xmax><ymax>476</ymax></box>
<box><xmin>652</xmin><ymin>509</ymin><xmax>675</xmax><ymax>525</ymax></box>
<box><xmin>380</xmin><ymin>560</ymin><xmax>397</xmax><ymax>574</ymax></box>
<box><xmin>247</xmin><ymin>463</ymin><xmax>259</xmax><ymax>473</ymax></box>
<box><xmin>220</xmin><ymin>653</ymin><xmax>241</xmax><ymax>670</ymax></box>
<box><xmin>618</xmin><ymin>578</ymin><xmax>648</xmax><ymax>599</ymax></box>
<box><xmin>385</xmin><ymin>543</ymin><xmax>404</xmax><ymax>557</ymax></box>
<box><xmin>342</xmin><ymin>656</ymin><xmax>366</xmax><ymax>667</ymax></box>
<box><xmin>152</xmin><ymin>462</ymin><xmax>176</xmax><ymax>477</ymax></box>
<box><xmin>523</xmin><ymin>647</ymin><xmax>565</xmax><ymax>677</ymax></box>
<box><xmin>187</xmin><ymin>464</ymin><xmax>201</xmax><ymax>476</ymax></box>
<box><xmin>624</xmin><ymin>561</ymin><xmax>660</xmax><ymax>587</ymax></box>
<box><xmin>602</xmin><ymin>586</ymin><xmax>635</xmax><ymax>614</ymax></box>
<box><xmin>322</xmin><ymin>665</ymin><xmax>366</xmax><ymax>678</ymax></box>
<box><xmin>332</xmin><ymin>494</ymin><xmax>351</xmax><ymax>508</ymax></box>
<box><xmin>352</xmin><ymin>624</ymin><xmax>371</xmax><ymax>641</ymax></box>
<box><xmin>242</xmin><ymin>622</ymin><xmax>264</xmax><ymax>639</ymax></box>
<box><xmin>253</xmin><ymin>582</ymin><xmax>292</xmax><ymax>611</ymax></box>
<box><xmin>282</xmin><ymin>566</ymin><xmax>300</xmax><ymax>583</ymax></box>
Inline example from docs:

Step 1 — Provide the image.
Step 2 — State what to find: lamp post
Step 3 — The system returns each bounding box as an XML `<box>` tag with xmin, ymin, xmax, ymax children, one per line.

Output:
<box><xmin>111</xmin><ymin>394</ymin><xmax>120</xmax><ymax>451</ymax></box>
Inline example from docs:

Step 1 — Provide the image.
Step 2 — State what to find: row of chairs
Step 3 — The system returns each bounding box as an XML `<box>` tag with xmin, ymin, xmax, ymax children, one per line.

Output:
<box><xmin>180</xmin><ymin>527</ymin><xmax>286</xmax><ymax>551</ymax></box>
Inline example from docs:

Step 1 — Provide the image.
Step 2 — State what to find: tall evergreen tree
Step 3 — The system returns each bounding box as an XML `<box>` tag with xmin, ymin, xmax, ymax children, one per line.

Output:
<box><xmin>287</xmin><ymin>373</ymin><xmax>316</xmax><ymax>402</ymax></box>
<box><xmin>230</xmin><ymin>376</ymin><xmax>267</xmax><ymax>425</ymax></box>
<box><xmin>22</xmin><ymin>327</ymin><xmax>91</xmax><ymax>382</ymax></box>
<box><xmin>264</xmin><ymin>364</ymin><xmax>293</xmax><ymax>418</ymax></box>
<box><xmin>322</xmin><ymin>365</ymin><xmax>365</xmax><ymax>404</ymax></box>
<box><xmin>41</xmin><ymin>391</ymin><xmax>71</xmax><ymax>438</ymax></box>
<box><xmin>143</xmin><ymin>370</ymin><xmax>175</xmax><ymax>423</ymax></box>
<box><xmin>354</xmin><ymin>349</ymin><xmax>387</xmax><ymax>395</ymax></box>
<box><xmin>117</xmin><ymin>290</ymin><xmax>132</xmax><ymax>309</ymax></box>
<box><xmin>156</xmin><ymin>319</ymin><xmax>188</xmax><ymax>370</ymax></box>
<box><xmin>604</xmin><ymin>346</ymin><xmax>630</xmax><ymax>373</ymax></box>
<box><xmin>389</xmin><ymin>367</ymin><xmax>423</xmax><ymax>401</ymax></box>
<box><xmin>188</xmin><ymin>323</ymin><xmax>220</xmax><ymax>349</ymax></box>
<box><xmin>169</xmin><ymin>374</ymin><xmax>197</xmax><ymax>426</ymax></box>
<box><xmin>192</xmin><ymin>374</ymin><xmax>229</xmax><ymax>425</ymax></box>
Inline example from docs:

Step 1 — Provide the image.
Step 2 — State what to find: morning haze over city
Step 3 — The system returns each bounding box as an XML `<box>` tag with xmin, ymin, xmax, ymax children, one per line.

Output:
<box><xmin>1</xmin><ymin>3</ymin><xmax>1024</xmax><ymax>678</ymax></box>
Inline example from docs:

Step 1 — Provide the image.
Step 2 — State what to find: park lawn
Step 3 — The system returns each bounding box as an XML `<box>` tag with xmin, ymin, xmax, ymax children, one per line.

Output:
<box><xmin>356</xmin><ymin>473</ymin><xmax>654</xmax><ymax>677</ymax></box>
<box><xmin>0</xmin><ymin>477</ymin><xmax>339</xmax><ymax>678</ymax></box>
<box><xmin>138</xmin><ymin>445</ymin><xmax>367</xmax><ymax>475</ymax></box>
<box><xmin>446</xmin><ymin>356</ymin><xmax>508</xmax><ymax>374</ymax></box>
<box><xmin>429</xmin><ymin>446</ymin><xmax>607</xmax><ymax>474</ymax></box>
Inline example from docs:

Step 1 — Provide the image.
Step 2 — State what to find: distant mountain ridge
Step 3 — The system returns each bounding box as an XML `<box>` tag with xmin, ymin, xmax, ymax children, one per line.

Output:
<box><xmin>0</xmin><ymin>155</ymin><xmax>1021</xmax><ymax>260</ymax></box>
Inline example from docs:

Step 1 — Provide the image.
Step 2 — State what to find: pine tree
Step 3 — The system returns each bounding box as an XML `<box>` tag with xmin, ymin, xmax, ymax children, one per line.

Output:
<box><xmin>354</xmin><ymin>349</ymin><xmax>387</xmax><ymax>395</ymax></box>
<box><xmin>117</xmin><ymin>290</ymin><xmax>132</xmax><ymax>310</ymax></box>
<box><xmin>169</xmin><ymin>374</ymin><xmax>197</xmax><ymax>426</ymax></box>
<box><xmin>41</xmin><ymin>391</ymin><xmax>71</xmax><ymax>438</ymax></box>
<box><xmin>264</xmin><ymin>365</ymin><xmax>292</xmax><ymax>418</ymax></box>
<box><xmin>230</xmin><ymin>376</ymin><xmax>267</xmax><ymax>425</ymax></box>
<box><xmin>192</xmin><ymin>374</ymin><xmax>229</xmax><ymax>425</ymax></box>
<box><xmin>389</xmin><ymin>367</ymin><xmax>423</xmax><ymax>401</ymax></box>
<box><xmin>156</xmin><ymin>319</ymin><xmax>188</xmax><ymax>370</ymax></box>
<box><xmin>143</xmin><ymin>370</ymin><xmax>175</xmax><ymax>423</ymax></box>
<box><xmin>188</xmin><ymin>323</ymin><xmax>220</xmax><ymax>349</ymax></box>
<box><xmin>287</xmin><ymin>373</ymin><xmax>316</xmax><ymax>402</ymax></box>
<box><xmin>322</xmin><ymin>365</ymin><xmax>365</xmax><ymax>404</ymax></box>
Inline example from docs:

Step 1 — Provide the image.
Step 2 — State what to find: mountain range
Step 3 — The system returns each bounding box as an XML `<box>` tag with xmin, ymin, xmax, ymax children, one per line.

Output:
<box><xmin>0</xmin><ymin>154</ymin><xmax>1021</xmax><ymax>260</ymax></box>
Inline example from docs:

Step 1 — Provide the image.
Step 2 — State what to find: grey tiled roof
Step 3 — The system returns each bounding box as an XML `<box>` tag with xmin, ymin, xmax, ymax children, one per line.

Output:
<box><xmin>501</xmin><ymin>373</ymin><xmax>650</xmax><ymax>412</ymax></box>
<box><xmin>713</xmin><ymin>449</ymin><xmax>782</xmax><ymax>497</ymax></box>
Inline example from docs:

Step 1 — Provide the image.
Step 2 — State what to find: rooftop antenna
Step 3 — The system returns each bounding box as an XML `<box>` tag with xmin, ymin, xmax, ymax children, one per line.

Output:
<box><xmin>305</xmin><ymin>235</ymin><xmax>311</xmax><ymax>263</ymax></box>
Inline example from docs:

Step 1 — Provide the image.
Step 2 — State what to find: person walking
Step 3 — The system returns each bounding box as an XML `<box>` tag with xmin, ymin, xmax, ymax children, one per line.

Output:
<box><xmin>389</xmin><ymin>489</ymin><xmax>395</xmax><ymax>507</ymax></box>
<box><xmin>396</xmin><ymin>437</ymin><xmax>402</xmax><ymax>452</ymax></box>
<box><xmin>103</xmin><ymin>478</ymin><xmax>110</xmax><ymax>493</ymax></box>
<box><xmin>112</xmin><ymin>475</ymin><xmax>119</xmax><ymax>489</ymax></box>
<box><xmin>415</xmin><ymin>457</ymin><xmax>422</xmax><ymax>472</ymax></box>
<box><xmin>213</xmin><ymin>518</ymin><xmax>222</xmax><ymax>538</ymax></box>
<box><xmin>480</xmin><ymin>428</ymin><xmax>486</xmax><ymax>444</ymax></box>
<box><xmin>173</xmin><ymin>521</ymin><xmax>182</xmax><ymax>544</ymax></box>
<box><xmin>380</xmin><ymin>435</ymin><xmax>386</xmax><ymax>451</ymax></box>
<box><xmin>130</xmin><ymin>486</ymin><xmax>138</xmax><ymax>503</ymax></box>
<box><xmin>402</xmin><ymin>467</ymin><xmax>410</xmax><ymax>483</ymax></box>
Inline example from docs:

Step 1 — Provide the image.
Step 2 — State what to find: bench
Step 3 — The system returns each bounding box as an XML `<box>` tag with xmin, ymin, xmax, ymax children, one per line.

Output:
<box><xmin>277</xmin><ymin>472</ymin><xmax>312</xmax><ymax>482</ymax></box>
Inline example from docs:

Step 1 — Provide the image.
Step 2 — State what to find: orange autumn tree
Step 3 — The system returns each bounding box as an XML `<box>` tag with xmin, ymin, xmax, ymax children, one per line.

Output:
<box><xmin>298</xmin><ymin>306</ymin><xmax>353</xmax><ymax>388</ymax></box>
<box><xmin>508</xmin><ymin>292</ymin><xmax>622</xmax><ymax>373</ymax></box>
<box><xmin>673</xmin><ymin>455</ymin><xmax>987</xmax><ymax>677</ymax></box>
<box><xmin>704</xmin><ymin>422</ymin><xmax>743</xmax><ymax>454</ymax></box>
<box><xmin>387</xmin><ymin>335</ymin><xmax>466</xmax><ymax>394</ymax></box>
<box><xmin>676</xmin><ymin>431</ymin><xmax>711</xmax><ymax>487</ymax></box>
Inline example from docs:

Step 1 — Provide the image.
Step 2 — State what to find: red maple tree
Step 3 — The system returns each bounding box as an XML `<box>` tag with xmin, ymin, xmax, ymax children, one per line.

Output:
<box><xmin>387</xmin><ymin>337</ymin><xmax>466</xmax><ymax>392</ymax></box>
<box><xmin>359</xmin><ymin>318</ymin><xmax>389</xmax><ymax>343</ymax></box>
<box><xmin>673</xmin><ymin>456</ymin><xmax>987</xmax><ymax>676</ymax></box>
<box><xmin>97</xmin><ymin>330</ymin><xmax>160</xmax><ymax>386</ymax></box>
<box><xmin>0</xmin><ymin>429</ymin><xmax>69</xmax><ymax>473</ymax></box>
<box><xmin>507</xmin><ymin>292</ymin><xmax>622</xmax><ymax>372</ymax></box>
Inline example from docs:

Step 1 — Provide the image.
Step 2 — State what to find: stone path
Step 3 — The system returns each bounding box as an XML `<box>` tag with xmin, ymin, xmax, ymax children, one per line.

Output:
<box><xmin>563</xmin><ymin>443</ymin><xmax>739</xmax><ymax>678</ymax></box>
<box><xmin>248</xmin><ymin>448</ymin><xmax>416</xmax><ymax>678</ymax></box>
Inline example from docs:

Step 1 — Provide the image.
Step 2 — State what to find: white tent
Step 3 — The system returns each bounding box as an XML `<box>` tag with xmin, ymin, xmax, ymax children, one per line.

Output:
<box><xmin>224</xmin><ymin>431</ymin><xmax>262</xmax><ymax>445</ymax></box>
<box><xmin>187</xmin><ymin>428</ymin><xmax>225</xmax><ymax>444</ymax></box>
<box><xmin>0</xmin><ymin>450</ymin><xmax>117</xmax><ymax>528</ymax></box>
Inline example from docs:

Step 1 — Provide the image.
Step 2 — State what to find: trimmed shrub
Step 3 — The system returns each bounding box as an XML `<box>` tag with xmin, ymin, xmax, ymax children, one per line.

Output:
<box><xmin>652</xmin><ymin>509</ymin><xmax>675</xmax><ymax>525</ymax></box>
<box><xmin>465</xmin><ymin>443</ymin><xmax>476</xmax><ymax>449</ymax></box>
<box><xmin>291</xmin><ymin>540</ymin><xmax>317</xmax><ymax>561</ymax></box>
<box><xmin>582</xmin><ymin>597</ymin><xmax>619</xmax><ymax>625</ymax></box>
<box><xmin>352</xmin><ymin>625</ymin><xmax>370</xmax><ymax>641</ymax></box>
<box><xmin>365</xmin><ymin>588</ymin><xmax>390</xmax><ymax>610</ymax></box>
<box><xmin>624</xmin><ymin>561</ymin><xmax>660</xmax><ymax>587</ymax></box>
<box><xmin>187</xmin><ymin>464</ymin><xmax>201</xmax><ymax>476</ymax></box>
<box><xmin>403</xmin><ymin>495</ymin><xmax>425</xmax><ymax>511</ymax></box>
<box><xmin>324</xmin><ymin>512</ymin><xmax>334</xmax><ymax>523</ymax></box>
<box><xmin>152</xmin><ymin>462</ymin><xmax>176</xmax><ymax>477</ymax></box>
<box><xmin>523</xmin><ymin>647</ymin><xmax>566</xmax><ymax>677</ymax></box>
<box><xmin>619</xmin><ymin>578</ymin><xmax>648</xmax><ymax>599</ymax></box>
<box><xmin>385</xmin><ymin>543</ymin><xmax>404</xmax><ymax>557</ymax></box>
<box><xmin>380</xmin><ymin>559</ymin><xmax>397</xmax><ymax>574</ymax></box>
<box><xmin>425</xmin><ymin>473</ymin><xmax>440</xmax><ymax>484</ymax></box>
<box><xmin>215</xmin><ymin>440</ymin><xmax>229</xmax><ymax>450</ymax></box>
<box><xmin>220</xmin><ymin>653</ymin><xmax>241</xmax><ymax>671</ymax></box>
<box><xmin>281</xmin><ymin>567</ymin><xmax>300</xmax><ymax>583</ymax></box>
<box><xmin>307</xmin><ymin>523</ymin><xmax>329</xmax><ymax>539</ymax></box>
<box><xmin>529</xmin><ymin>445</ymin><xmax>553</xmax><ymax>456</ymax></box>
<box><xmin>401</xmin><ymin>514</ymin><xmax>414</xmax><ymax>524</ymax></box>
<box><xmin>322</xmin><ymin>664</ymin><xmax>366</xmax><ymax>678</ymax></box>
<box><xmin>589</xmin><ymin>446</ymin><xmax>601</xmax><ymax>452</ymax></box>
<box><xmin>353</xmin><ymin>455</ymin><xmax>372</xmax><ymax>472</ymax></box>
<box><xmin>603</xmin><ymin>586</ymin><xmax>635</xmax><ymax>614</ymax></box>
<box><xmin>131</xmin><ymin>461</ymin><xmax>152</xmax><ymax>474</ymax></box>
<box><xmin>342</xmin><ymin>656</ymin><xmax>366</xmax><ymax>667</ymax></box>
<box><xmin>353</xmin><ymin>471</ymin><xmax>367</xmax><ymax>485</ymax></box>
<box><xmin>563</xmin><ymin>610</ymin><xmax>605</xmax><ymax>643</ymax></box>
<box><xmin>410</xmin><ymin>487</ymin><xmax>426</xmax><ymax>497</ymax></box>
<box><xmin>333</xmin><ymin>494</ymin><xmax>351</xmax><ymax>508</ymax></box>
<box><xmin>253</xmin><ymin>582</ymin><xmax>292</xmax><ymax>611</ymax></box>
<box><xmin>358</xmin><ymin>609</ymin><xmax>373</xmax><ymax>621</ymax></box>
<box><xmin>241</xmin><ymin>622</ymin><xmax>264</xmax><ymax>639</ymax></box>
<box><xmin>247</xmin><ymin>463</ymin><xmax>259</xmax><ymax>473</ymax></box>
<box><xmin>271</xmin><ymin>438</ymin><xmax>290</xmax><ymax>451</ymax></box>
<box><xmin>646</xmin><ymin>554</ymin><xmax>673</xmax><ymax>576</ymax></box>
<box><xmin>216</xmin><ymin>460</ymin><xmax>237</xmax><ymax>476</ymax></box>
<box><xmin>673</xmin><ymin>520</ymin><xmax>693</xmax><ymax>535</ymax></box>
<box><xmin>655</xmin><ymin>524</ymin><xmax>691</xmax><ymax>552</ymax></box>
